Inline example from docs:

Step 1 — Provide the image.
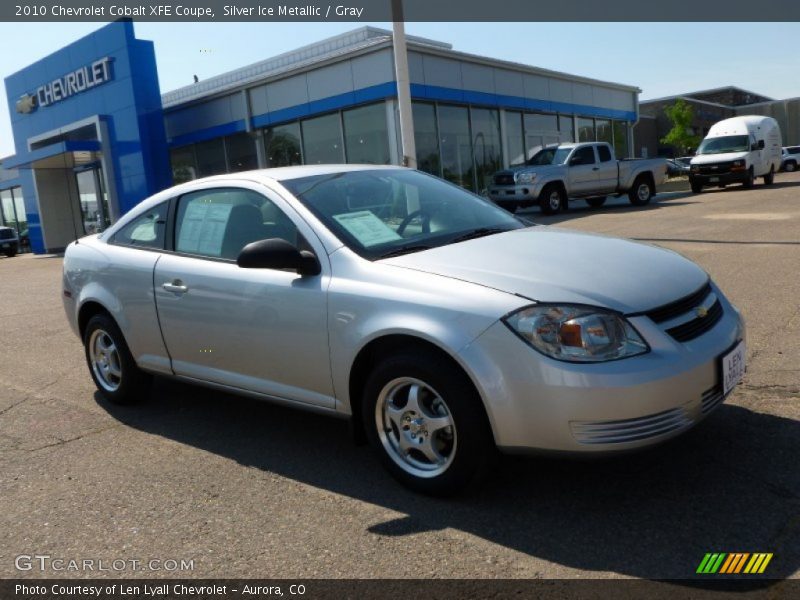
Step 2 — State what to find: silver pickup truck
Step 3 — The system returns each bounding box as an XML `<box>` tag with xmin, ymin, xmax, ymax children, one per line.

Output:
<box><xmin>488</xmin><ymin>142</ymin><xmax>667</xmax><ymax>214</ymax></box>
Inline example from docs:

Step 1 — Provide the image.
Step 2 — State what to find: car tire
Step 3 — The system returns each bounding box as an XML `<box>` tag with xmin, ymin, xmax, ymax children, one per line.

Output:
<box><xmin>362</xmin><ymin>351</ymin><xmax>496</xmax><ymax>496</ymax></box>
<box><xmin>764</xmin><ymin>166</ymin><xmax>775</xmax><ymax>185</ymax></box>
<box><xmin>586</xmin><ymin>197</ymin><xmax>606</xmax><ymax>208</ymax></box>
<box><xmin>4</xmin><ymin>249</ymin><xmax>16</xmax><ymax>257</ymax></box>
<box><xmin>785</xmin><ymin>161</ymin><xmax>797</xmax><ymax>172</ymax></box>
<box><xmin>539</xmin><ymin>184</ymin><xmax>565</xmax><ymax>215</ymax></box>
<box><xmin>628</xmin><ymin>176</ymin><xmax>653</xmax><ymax>206</ymax></box>
<box><xmin>743</xmin><ymin>167</ymin><xmax>755</xmax><ymax>188</ymax></box>
<box><xmin>690</xmin><ymin>181</ymin><xmax>703</xmax><ymax>194</ymax></box>
<box><xmin>83</xmin><ymin>313</ymin><xmax>151</xmax><ymax>405</ymax></box>
<box><xmin>501</xmin><ymin>202</ymin><xmax>520</xmax><ymax>214</ymax></box>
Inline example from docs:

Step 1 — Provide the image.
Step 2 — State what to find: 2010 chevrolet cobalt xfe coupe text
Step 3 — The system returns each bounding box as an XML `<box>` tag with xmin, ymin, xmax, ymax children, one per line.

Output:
<box><xmin>62</xmin><ymin>166</ymin><xmax>746</xmax><ymax>495</ymax></box>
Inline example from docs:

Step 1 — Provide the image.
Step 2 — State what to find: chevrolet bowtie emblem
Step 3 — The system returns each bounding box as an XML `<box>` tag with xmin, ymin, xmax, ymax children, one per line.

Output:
<box><xmin>15</xmin><ymin>93</ymin><xmax>37</xmax><ymax>114</ymax></box>
<box><xmin>696</xmin><ymin>306</ymin><xmax>709</xmax><ymax>318</ymax></box>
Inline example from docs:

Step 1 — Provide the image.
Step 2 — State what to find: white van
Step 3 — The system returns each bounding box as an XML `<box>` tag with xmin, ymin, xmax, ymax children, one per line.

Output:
<box><xmin>689</xmin><ymin>116</ymin><xmax>782</xmax><ymax>193</ymax></box>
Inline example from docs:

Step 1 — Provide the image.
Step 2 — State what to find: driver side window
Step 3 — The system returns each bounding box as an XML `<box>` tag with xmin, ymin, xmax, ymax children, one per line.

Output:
<box><xmin>174</xmin><ymin>188</ymin><xmax>299</xmax><ymax>260</ymax></box>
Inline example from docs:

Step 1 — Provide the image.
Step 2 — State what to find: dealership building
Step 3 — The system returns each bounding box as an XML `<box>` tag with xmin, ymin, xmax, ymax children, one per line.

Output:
<box><xmin>1</xmin><ymin>21</ymin><xmax>639</xmax><ymax>254</ymax></box>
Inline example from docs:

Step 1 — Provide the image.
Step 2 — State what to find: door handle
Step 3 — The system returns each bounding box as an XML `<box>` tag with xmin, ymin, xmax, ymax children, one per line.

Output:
<box><xmin>592</xmin><ymin>167</ymin><xmax>600</xmax><ymax>171</ymax></box>
<box><xmin>162</xmin><ymin>280</ymin><xmax>188</xmax><ymax>294</ymax></box>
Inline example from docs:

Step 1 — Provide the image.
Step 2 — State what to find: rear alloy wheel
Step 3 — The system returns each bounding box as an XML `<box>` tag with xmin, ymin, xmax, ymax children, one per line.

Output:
<box><xmin>628</xmin><ymin>176</ymin><xmax>653</xmax><ymax>206</ymax></box>
<box><xmin>539</xmin><ymin>184</ymin><xmax>565</xmax><ymax>215</ymax></box>
<box><xmin>764</xmin><ymin>166</ymin><xmax>775</xmax><ymax>185</ymax></box>
<box><xmin>586</xmin><ymin>197</ymin><xmax>606</xmax><ymax>208</ymax></box>
<box><xmin>785</xmin><ymin>161</ymin><xmax>797</xmax><ymax>172</ymax></box>
<box><xmin>363</xmin><ymin>353</ymin><xmax>495</xmax><ymax>495</ymax></box>
<box><xmin>83</xmin><ymin>314</ymin><xmax>151</xmax><ymax>405</ymax></box>
<box><xmin>743</xmin><ymin>167</ymin><xmax>755</xmax><ymax>188</ymax></box>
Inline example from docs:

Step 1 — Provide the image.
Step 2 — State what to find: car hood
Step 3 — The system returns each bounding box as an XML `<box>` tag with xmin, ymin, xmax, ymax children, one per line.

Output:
<box><xmin>382</xmin><ymin>227</ymin><xmax>708</xmax><ymax>314</ymax></box>
<box><xmin>691</xmin><ymin>152</ymin><xmax>748</xmax><ymax>164</ymax></box>
<box><xmin>496</xmin><ymin>164</ymin><xmax>563</xmax><ymax>177</ymax></box>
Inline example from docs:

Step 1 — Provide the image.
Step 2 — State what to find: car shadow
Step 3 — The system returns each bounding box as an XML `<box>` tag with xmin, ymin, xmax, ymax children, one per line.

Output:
<box><xmin>96</xmin><ymin>378</ymin><xmax>799</xmax><ymax>582</ymax></box>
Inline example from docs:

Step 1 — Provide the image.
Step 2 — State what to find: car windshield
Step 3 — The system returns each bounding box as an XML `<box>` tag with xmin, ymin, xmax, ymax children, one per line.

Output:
<box><xmin>281</xmin><ymin>169</ymin><xmax>525</xmax><ymax>260</ymax></box>
<box><xmin>525</xmin><ymin>146</ymin><xmax>572</xmax><ymax>166</ymax></box>
<box><xmin>696</xmin><ymin>135</ymin><xmax>750</xmax><ymax>155</ymax></box>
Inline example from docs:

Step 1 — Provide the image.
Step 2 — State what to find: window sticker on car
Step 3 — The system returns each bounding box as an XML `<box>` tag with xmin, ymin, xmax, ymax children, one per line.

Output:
<box><xmin>177</xmin><ymin>201</ymin><xmax>233</xmax><ymax>256</ymax></box>
<box><xmin>333</xmin><ymin>210</ymin><xmax>402</xmax><ymax>247</ymax></box>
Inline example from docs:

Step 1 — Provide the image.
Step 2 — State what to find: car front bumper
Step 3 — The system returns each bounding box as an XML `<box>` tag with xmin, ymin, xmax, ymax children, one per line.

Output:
<box><xmin>690</xmin><ymin>171</ymin><xmax>749</xmax><ymax>187</ymax></box>
<box><xmin>488</xmin><ymin>183</ymin><xmax>544</xmax><ymax>204</ymax></box>
<box><xmin>458</xmin><ymin>287</ymin><xmax>745</xmax><ymax>453</ymax></box>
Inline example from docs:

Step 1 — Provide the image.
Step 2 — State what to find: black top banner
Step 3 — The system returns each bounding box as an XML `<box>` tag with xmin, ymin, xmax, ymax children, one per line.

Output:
<box><xmin>2</xmin><ymin>0</ymin><xmax>800</xmax><ymax>22</ymax></box>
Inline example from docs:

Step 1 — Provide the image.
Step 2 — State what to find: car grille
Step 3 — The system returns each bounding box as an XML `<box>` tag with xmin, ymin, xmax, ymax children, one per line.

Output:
<box><xmin>0</xmin><ymin>229</ymin><xmax>14</xmax><ymax>240</ymax></box>
<box><xmin>493</xmin><ymin>172</ymin><xmax>515</xmax><ymax>186</ymax></box>
<box><xmin>695</xmin><ymin>162</ymin><xmax>733</xmax><ymax>175</ymax></box>
<box><xmin>701</xmin><ymin>383</ymin><xmax>726</xmax><ymax>414</ymax></box>
<box><xmin>570</xmin><ymin>407</ymin><xmax>693</xmax><ymax>445</ymax></box>
<box><xmin>643</xmin><ymin>281</ymin><xmax>723</xmax><ymax>343</ymax></box>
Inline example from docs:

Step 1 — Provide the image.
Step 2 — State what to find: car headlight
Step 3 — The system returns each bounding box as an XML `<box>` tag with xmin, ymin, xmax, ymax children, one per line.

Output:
<box><xmin>515</xmin><ymin>172</ymin><xmax>537</xmax><ymax>184</ymax></box>
<box><xmin>503</xmin><ymin>305</ymin><xmax>649</xmax><ymax>363</ymax></box>
<box><xmin>691</xmin><ymin>165</ymin><xmax>700</xmax><ymax>173</ymax></box>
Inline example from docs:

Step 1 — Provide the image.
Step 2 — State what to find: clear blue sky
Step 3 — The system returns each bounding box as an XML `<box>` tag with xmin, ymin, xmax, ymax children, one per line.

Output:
<box><xmin>2</xmin><ymin>21</ymin><xmax>799</xmax><ymax>158</ymax></box>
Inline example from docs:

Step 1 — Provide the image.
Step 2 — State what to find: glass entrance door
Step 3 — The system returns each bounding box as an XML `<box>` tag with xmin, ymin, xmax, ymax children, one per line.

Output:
<box><xmin>75</xmin><ymin>165</ymin><xmax>110</xmax><ymax>234</ymax></box>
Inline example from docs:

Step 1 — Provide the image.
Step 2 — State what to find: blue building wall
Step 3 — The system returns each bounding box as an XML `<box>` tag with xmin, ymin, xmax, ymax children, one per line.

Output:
<box><xmin>3</xmin><ymin>21</ymin><xmax>169</xmax><ymax>253</ymax></box>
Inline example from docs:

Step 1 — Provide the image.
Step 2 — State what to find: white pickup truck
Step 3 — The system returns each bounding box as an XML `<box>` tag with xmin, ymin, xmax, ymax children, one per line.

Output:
<box><xmin>488</xmin><ymin>142</ymin><xmax>667</xmax><ymax>214</ymax></box>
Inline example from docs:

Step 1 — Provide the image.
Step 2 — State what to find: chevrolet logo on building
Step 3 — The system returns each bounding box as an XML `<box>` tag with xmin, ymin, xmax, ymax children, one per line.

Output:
<box><xmin>15</xmin><ymin>93</ymin><xmax>37</xmax><ymax>114</ymax></box>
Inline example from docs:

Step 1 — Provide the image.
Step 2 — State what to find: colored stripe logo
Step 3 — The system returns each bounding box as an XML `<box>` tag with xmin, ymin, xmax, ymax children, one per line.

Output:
<box><xmin>697</xmin><ymin>553</ymin><xmax>773</xmax><ymax>574</ymax></box>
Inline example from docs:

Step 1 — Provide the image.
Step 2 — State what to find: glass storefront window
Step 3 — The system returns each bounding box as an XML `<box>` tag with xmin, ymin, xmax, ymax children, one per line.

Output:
<box><xmin>596</xmin><ymin>119</ymin><xmax>613</xmax><ymax>146</ymax></box>
<box><xmin>195</xmin><ymin>138</ymin><xmax>227</xmax><ymax>177</ymax></box>
<box><xmin>505</xmin><ymin>111</ymin><xmax>525</xmax><ymax>166</ymax></box>
<box><xmin>170</xmin><ymin>146</ymin><xmax>197</xmax><ymax>184</ymax></box>
<box><xmin>302</xmin><ymin>113</ymin><xmax>344</xmax><ymax>164</ymax></box>
<box><xmin>0</xmin><ymin>189</ymin><xmax>16</xmax><ymax>230</ymax></box>
<box><xmin>559</xmin><ymin>115</ymin><xmax>574</xmax><ymax>142</ymax></box>
<box><xmin>265</xmin><ymin>122</ymin><xmax>303</xmax><ymax>167</ymax></box>
<box><xmin>577</xmin><ymin>118</ymin><xmax>595</xmax><ymax>142</ymax></box>
<box><xmin>225</xmin><ymin>132</ymin><xmax>258</xmax><ymax>172</ymax></box>
<box><xmin>412</xmin><ymin>102</ymin><xmax>441</xmax><ymax>176</ymax></box>
<box><xmin>343</xmin><ymin>103</ymin><xmax>390</xmax><ymax>165</ymax></box>
<box><xmin>13</xmin><ymin>191</ymin><xmax>26</xmax><ymax>237</ymax></box>
<box><xmin>438</xmin><ymin>105</ymin><xmax>474</xmax><ymax>191</ymax></box>
<box><xmin>524</xmin><ymin>112</ymin><xmax>559</xmax><ymax>160</ymax></box>
<box><xmin>613</xmin><ymin>121</ymin><xmax>630</xmax><ymax>159</ymax></box>
<box><xmin>470</xmin><ymin>107</ymin><xmax>502</xmax><ymax>194</ymax></box>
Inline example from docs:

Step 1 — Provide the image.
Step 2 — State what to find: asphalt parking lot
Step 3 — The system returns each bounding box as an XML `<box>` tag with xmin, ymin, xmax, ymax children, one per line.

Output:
<box><xmin>0</xmin><ymin>172</ymin><xmax>798</xmax><ymax>582</ymax></box>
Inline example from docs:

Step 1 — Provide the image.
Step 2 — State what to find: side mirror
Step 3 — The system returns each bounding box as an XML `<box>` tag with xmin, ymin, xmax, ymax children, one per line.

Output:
<box><xmin>237</xmin><ymin>238</ymin><xmax>321</xmax><ymax>276</ymax></box>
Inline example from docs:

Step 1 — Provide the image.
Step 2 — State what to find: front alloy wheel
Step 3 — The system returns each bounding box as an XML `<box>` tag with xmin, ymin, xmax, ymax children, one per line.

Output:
<box><xmin>363</xmin><ymin>352</ymin><xmax>495</xmax><ymax>495</ymax></box>
<box><xmin>375</xmin><ymin>377</ymin><xmax>457</xmax><ymax>479</ymax></box>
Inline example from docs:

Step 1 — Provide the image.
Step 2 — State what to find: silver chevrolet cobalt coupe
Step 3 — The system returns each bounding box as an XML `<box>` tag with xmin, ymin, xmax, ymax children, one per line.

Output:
<box><xmin>63</xmin><ymin>166</ymin><xmax>745</xmax><ymax>494</ymax></box>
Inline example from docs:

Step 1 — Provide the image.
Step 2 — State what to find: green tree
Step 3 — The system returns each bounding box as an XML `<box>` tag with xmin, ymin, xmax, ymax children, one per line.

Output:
<box><xmin>660</xmin><ymin>99</ymin><xmax>701</xmax><ymax>155</ymax></box>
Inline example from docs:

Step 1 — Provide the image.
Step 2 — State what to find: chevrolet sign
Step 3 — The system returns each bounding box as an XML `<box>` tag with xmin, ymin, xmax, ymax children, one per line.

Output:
<box><xmin>19</xmin><ymin>57</ymin><xmax>113</xmax><ymax>113</ymax></box>
<box><xmin>15</xmin><ymin>94</ymin><xmax>37</xmax><ymax>114</ymax></box>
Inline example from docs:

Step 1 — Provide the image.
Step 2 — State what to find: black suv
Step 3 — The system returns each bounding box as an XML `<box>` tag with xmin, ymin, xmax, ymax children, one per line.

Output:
<box><xmin>0</xmin><ymin>226</ymin><xmax>19</xmax><ymax>257</ymax></box>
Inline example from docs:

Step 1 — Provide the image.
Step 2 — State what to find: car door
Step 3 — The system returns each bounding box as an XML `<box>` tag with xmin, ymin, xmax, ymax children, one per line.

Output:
<box><xmin>567</xmin><ymin>146</ymin><xmax>599</xmax><ymax>195</ymax></box>
<box><xmin>594</xmin><ymin>144</ymin><xmax>618</xmax><ymax>193</ymax></box>
<box><xmin>153</xmin><ymin>183</ymin><xmax>334</xmax><ymax>408</ymax></box>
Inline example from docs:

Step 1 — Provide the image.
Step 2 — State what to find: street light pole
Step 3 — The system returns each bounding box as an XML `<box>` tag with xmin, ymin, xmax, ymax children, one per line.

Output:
<box><xmin>391</xmin><ymin>0</ymin><xmax>417</xmax><ymax>168</ymax></box>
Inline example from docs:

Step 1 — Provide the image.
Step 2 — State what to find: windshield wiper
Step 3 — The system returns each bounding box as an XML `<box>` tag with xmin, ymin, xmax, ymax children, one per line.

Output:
<box><xmin>450</xmin><ymin>228</ymin><xmax>508</xmax><ymax>244</ymax></box>
<box><xmin>377</xmin><ymin>244</ymin><xmax>432</xmax><ymax>259</ymax></box>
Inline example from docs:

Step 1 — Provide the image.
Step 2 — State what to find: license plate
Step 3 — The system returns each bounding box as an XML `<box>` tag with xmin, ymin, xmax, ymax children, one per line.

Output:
<box><xmin>721</xmin><ymin>340</ymin><xmax>746</xmax><ymax>396</ymax></box>
<box><xmin>709</xmin><ymin>177</ymin><xmax>719</xmax><ymax>183</ymax></box>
